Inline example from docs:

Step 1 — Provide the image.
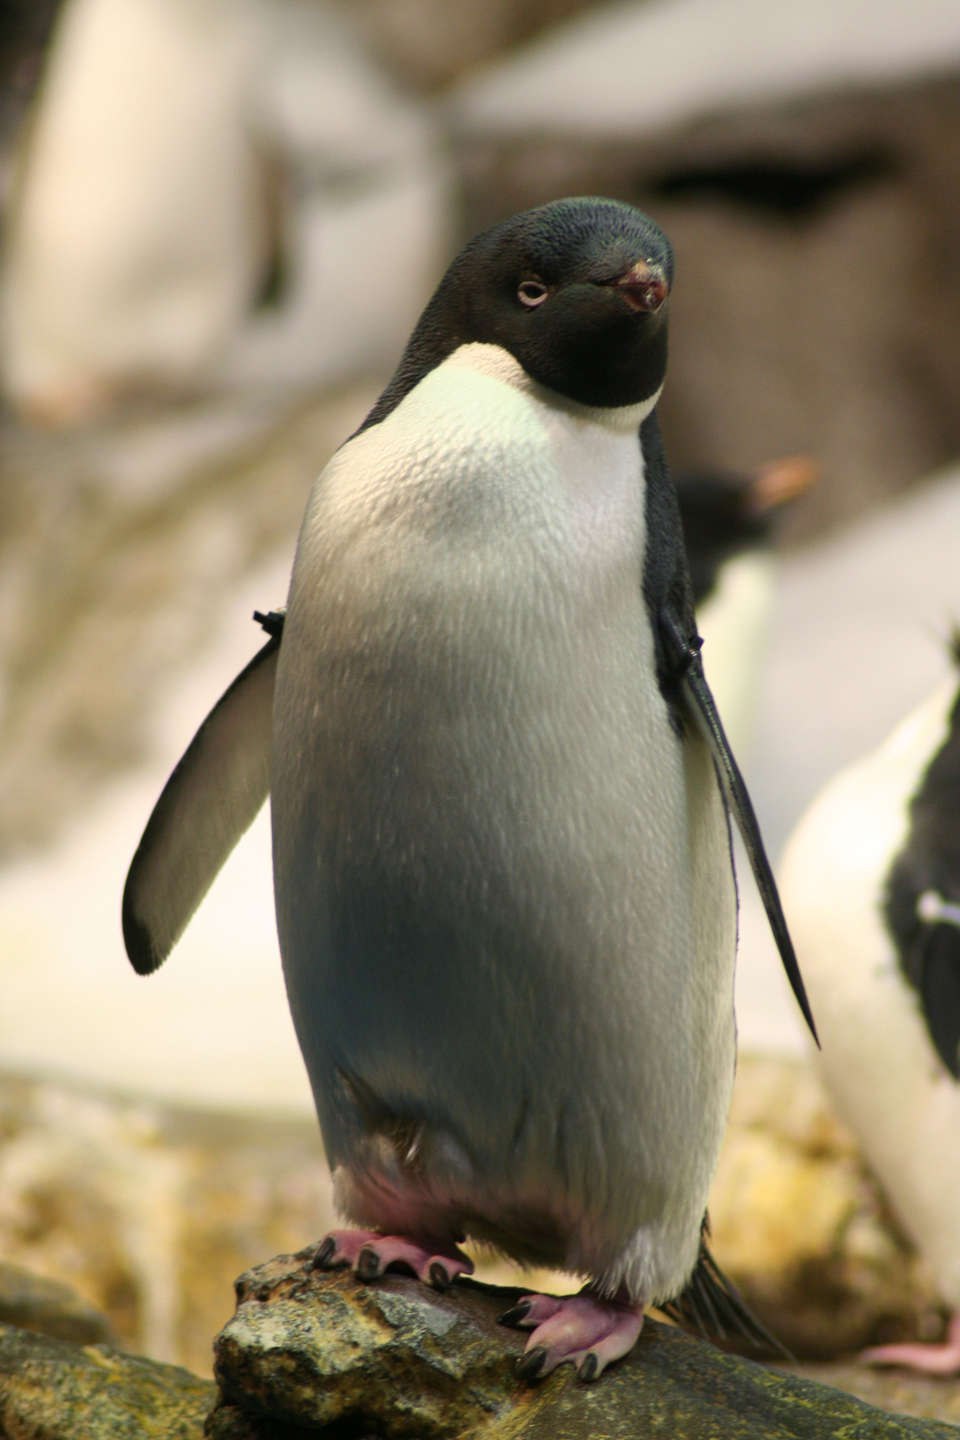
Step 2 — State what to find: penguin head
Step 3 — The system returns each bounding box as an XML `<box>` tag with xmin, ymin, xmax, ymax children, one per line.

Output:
<box><xmin>369</xmin><ymin>198</ymin><xmax>674</xmax><ymax>425</ymax></box>
<box><xmin>450</xmin><ymin>197</ymin><xmax>672</xmax><ymax>408</ymax></box>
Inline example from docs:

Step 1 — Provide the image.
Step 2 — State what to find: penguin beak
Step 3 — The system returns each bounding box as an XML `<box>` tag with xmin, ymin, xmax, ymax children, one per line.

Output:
<box><xmin>610</xmin><ymin>261</ymin><xmax>669</xmax><ymax>314</ymax></box>
<box><xmin>746</xmin><ymin>454</ymin><xmax>821</xmax><ymax>516</ymax></box>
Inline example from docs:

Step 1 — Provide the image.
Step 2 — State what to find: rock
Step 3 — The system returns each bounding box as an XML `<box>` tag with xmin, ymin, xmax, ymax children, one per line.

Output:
<box><xmin>0</xmin><ymin>1321</ymin><xmax>214</xmax><ymax>1440</ymax></box>
<box><xmin>0</xmin><ymin>1261</ymin><xmax>113</xmax><ymax>1345</ymax></box>
<box><xmin>792</xmin><ymin>1359</ymin><xmax>960</xmax><ymax>1431</ymax></box>
<box><xmin>451</xmin><ymin>0</ymin><xmax>960</xmax><ymax>140</ymax></box>
<box><xmin>0</xmin><ymin>1071</ymin><xmax>336</xmax><ymax>1377</ymax></box>
<box><xmin>0</xmin><ymin>1057</ymin><xmax>943</xmax><ymax>1382</ymax></box>
<box><xmin>208</xmin><ymin>1253</ymin><xmax>960</xmax><ymax>1438</ymax></box>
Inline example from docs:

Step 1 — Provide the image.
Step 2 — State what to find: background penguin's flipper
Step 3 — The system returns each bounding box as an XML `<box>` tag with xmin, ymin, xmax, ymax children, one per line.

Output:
<box><xmin>122</xmin><ymin>620</ymin><xmax>281</xmax><ymax>976</ymax></box>
<box><xmin>661</xmin><ymin>610</ymin><xmax>819</xmax><ymax>1045</ymax></box>
<box><xmin>914</xmin><ymin>922</ymin><xmax>960</xmax><ymax>1079</ymax></box>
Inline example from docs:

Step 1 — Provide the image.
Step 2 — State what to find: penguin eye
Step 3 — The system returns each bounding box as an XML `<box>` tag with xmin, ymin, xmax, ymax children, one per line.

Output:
<box><xmin>517</xmin><ymin>278</ymin><xmax>550</xmax><ymax>308</ymax></box>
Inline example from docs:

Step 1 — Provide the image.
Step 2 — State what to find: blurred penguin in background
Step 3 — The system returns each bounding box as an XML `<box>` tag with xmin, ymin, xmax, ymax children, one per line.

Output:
<box><xmin>0</xmin><ymin>0</ymin><xmax>450</xmax><ymax>424</ymax></box>
<box><xmin>676</xmin><ymin>454</ymin><xmax>817</xmax><ymax>754</ymax></box>
<box><xmin>781</xmin><ymin>639</ymin><xmax>960</xmax><ymax>1373</ymax></box>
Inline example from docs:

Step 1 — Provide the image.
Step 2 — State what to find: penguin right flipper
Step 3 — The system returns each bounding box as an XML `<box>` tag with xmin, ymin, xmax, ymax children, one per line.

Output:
<box><xmin>912</xmin><ymin>920</ymin><xmax>960</xmax><ymax>1080</ymax></box>
<box><xmin>660</xmin><ymin>609</ymin><xmax>819</xmax><ymax>1045</ymax></box>
<box><xmin>122</xmin><ymin>615</ymin><xmax>282</xmax><ymax>976</ymax></box>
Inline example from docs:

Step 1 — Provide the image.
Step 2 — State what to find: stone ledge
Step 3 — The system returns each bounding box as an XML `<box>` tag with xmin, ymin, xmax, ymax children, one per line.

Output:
<box><xmin>208</xmin><ymin>1252</ymin><xmax>960</xmax><ymax>1439</ymax></box>
<box><xmin>0</xmin><ymin>1321</ymin><xmax>214</xmax><ymax>1440</ymax></box>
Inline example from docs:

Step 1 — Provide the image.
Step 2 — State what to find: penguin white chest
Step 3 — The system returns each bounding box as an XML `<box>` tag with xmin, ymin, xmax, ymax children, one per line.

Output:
<box><xmin>277</xmin><ymin>338</ymin><xmax>732</xmax><ymax>1020</ymax></box>
<box><xmin>281</xmin><ymin>342</ymin><xmax>687</xmax><ymax>904</ymax></box>
<box><xmin>303</xmin><ymin>342</ymin><xmax>654</xmax><ymax>635</ymax></box>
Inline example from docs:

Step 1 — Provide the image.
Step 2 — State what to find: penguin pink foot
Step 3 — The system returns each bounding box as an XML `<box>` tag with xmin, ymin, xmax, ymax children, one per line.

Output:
<box><xmin>311</xmin><ymin>1229</ymin><xmax>474</xmax><ymax>1290</ymax></box>
<box><xmin>861</xmin><ymin>1313</ymin><xmax>960</xmax><ymax>1375</ymax></box>
<box><xmin>499</xmin><ymin>1288</ymin><xmax>645</xmax><ymax>1381</ymax></box>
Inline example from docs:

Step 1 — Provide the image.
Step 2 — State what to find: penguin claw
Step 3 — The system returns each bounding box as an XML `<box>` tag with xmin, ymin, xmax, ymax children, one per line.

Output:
<box><xmin>506</xmin><ymin>1289</ymin><xmax>644</xmax><ymax>1383</ymax></box>
<box><xmin>356</xmin><ymin>1245</ymin><xmax>382</xmax><ymax>1282</ymax></box>
<box><xmin>578</xmin><ymin>1351</ymin><xmax>599</xmax><ymax>1382</ymax></box>
<box><xmin>310</xmin><ymin>1233</ymin><xmax>349</xmax><ymax>1270</ymax></box>
<box><xmin>500</xmin><ymin>1292</ymin><xmax>564</xmax><ymax>1330</ymax></box>
<box><xmin>428</xmin><ymin>1260</ymin><xmax>452</xmax><ymax>1291</ymax></box>
<box><xmin>309</xmin><ymin>1228</ymin><xmax>474</xmax><ymax>1289</ymax></box>
<box><xmin>516</xmin><ymin>1345</ymin><xmax>548</xmax><ymax>1380</ymax></box>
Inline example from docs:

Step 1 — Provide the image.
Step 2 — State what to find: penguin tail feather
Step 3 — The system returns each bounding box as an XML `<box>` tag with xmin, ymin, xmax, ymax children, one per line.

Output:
<box><xmin>659</xmin><ymin>1226</ymin><xmax>790</xmax><ymax>1359</ymax></box>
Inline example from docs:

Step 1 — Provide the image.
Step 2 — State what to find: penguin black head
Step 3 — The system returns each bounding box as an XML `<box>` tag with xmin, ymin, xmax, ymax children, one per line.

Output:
<box><xmin>677</xmin><ymin>456</ymin><xmax>819</xmax><ymax>605</ymax></box>
<box><xmin>361</xmin><ymin>198</ymin><xmax>674</xmax><ymax>430</ymax></box>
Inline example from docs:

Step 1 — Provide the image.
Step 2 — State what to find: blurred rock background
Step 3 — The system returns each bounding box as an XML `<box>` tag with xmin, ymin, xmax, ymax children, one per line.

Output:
<box><xmin>1</xmin><ymin>0</ymin><xmax>960</xmax><ymax>1416</ymax></box>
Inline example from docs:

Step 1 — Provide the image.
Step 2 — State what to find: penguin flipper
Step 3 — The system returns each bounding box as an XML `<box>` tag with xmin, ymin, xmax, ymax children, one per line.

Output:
<box><xmin>914</xmin><ymin>923</ymin><xmax>960</xmax><ymax>1080</ymax></box>
<box><xmin>660</xmin><ymin>610</ymin><xmax>819</xmax><ymax>1044</ymax></box>
<box><xmin>122</xmin><ymin>623</ymin><xmax>281</xmax><ymax>976</ymax></box>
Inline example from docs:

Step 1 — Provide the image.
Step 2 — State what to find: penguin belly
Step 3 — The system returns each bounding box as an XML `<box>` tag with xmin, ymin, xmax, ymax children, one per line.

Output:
<box><xmin>272</xmin><ymin>344</ymin><xmax>737</xmax><ymax>1302</ymax></box>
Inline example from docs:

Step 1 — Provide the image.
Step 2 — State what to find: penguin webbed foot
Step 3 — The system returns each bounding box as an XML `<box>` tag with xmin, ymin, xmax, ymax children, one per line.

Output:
<box><xmin>499</xmin><ymin>1286</ymin><xmax>644</xmax><ymax>1382</ymax></box>
<box><xmin>310</xmin><ymin>1228</ymin><xmax>474</xmax><ymax>1290</ymax></box>
<box><xmin>861</xmin><ymin>1312</ymin><xmax>960</xmax><ymax>1376</ymax></box>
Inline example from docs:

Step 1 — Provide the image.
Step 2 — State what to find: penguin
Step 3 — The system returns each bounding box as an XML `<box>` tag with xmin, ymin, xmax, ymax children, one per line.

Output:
<box><xmin>1</xmin><ymin>0</ymin><xmax>449</xmax><ymax>423</ymax></box>
<box><xmin>780</xmin><ymin>642</ymin><xmax>960</xmax><ymax>1373</ymax></box>
<box><xmin>676</xmin><ymin>455</ymin><xmax>818</xmax><ymax>752</ymax></box>
<box><xmin>1</xmin><ymin>0</ymin><xmax>270</xmax><ymax>422</ymax></box>
<box><xmin>677</xmin><ymin>456</ymin><xmax>817</xmax><ymax>612</ymax></box>
<box><xmin>123</xmin><ymin>197</ymin><xmax>815</xmax><ymax>1380</ymax></box>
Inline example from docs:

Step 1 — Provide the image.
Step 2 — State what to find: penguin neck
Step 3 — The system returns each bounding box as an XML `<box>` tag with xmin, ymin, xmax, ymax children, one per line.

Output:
<box><xmin>444</xmin><ymin>342</ymin><xmax>663</xmax><ymax>435</ymax></box>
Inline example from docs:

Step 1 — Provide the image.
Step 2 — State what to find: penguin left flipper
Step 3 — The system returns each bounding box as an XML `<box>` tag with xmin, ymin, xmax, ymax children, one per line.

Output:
<box><xmin>660</xmin><ymin>609</ymin><xmax>819</xmax><ymax>1044</ymax></box>
<box><xmin>911</xmin><ymin>916</ymin><xmax>960</xmax><ymax>1079</ymax></box>
<box><xmin>121</xmin><ymin>614</ymin><xmax>282</xmax><ymax>976</ymax></box>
